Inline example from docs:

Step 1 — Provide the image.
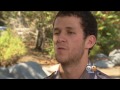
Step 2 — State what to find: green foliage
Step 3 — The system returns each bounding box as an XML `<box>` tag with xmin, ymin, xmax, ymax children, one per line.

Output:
<box><xmin>0</xmin><ymin>29</ymin><xmax>27</xmax><ymax>63</ymax></box>
<box><xmin>90</xmin><ymin>11</ymin><xmax>120</xmax><ymax>57</ymax></box>
<box><xmin>44</xmin><ymin>40</ymin><xmax>55</xmax><ymax>58</ymax></box>
<box><xmin>89</xmin><ymin>44</ymin><xmax>101</xmax><ymax>59</ymax></box>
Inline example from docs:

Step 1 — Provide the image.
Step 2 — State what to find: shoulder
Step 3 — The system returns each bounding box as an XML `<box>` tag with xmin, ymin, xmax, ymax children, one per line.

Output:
<box><xmin>95</xmin><ymin>70</ymin><xmax>111</xmax><ymax>79</ymax></box>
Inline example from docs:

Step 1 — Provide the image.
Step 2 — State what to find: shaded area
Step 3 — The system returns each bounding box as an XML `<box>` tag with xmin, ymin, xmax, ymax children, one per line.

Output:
<box><xmin>110</xmin><ymin>76</ymin><xmax>120</xmax><ymax>79</ymax></box>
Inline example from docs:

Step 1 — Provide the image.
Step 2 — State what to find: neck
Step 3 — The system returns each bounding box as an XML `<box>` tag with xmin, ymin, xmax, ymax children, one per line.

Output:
<box><xmin>59</xmin><ymin>53</ymin><xmax>89</xmax><ymax>79</ymax></box>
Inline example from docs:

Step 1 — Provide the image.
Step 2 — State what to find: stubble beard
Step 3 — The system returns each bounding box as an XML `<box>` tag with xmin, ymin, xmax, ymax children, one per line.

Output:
<box><xmin>55</xmin><ymin>49</ymin><xmax>84</xmax><ymax>67</ymax></box>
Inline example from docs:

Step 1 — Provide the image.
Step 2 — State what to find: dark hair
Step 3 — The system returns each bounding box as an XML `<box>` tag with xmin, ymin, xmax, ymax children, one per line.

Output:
<box><xmin>54</xmin><ymin>11</ymin><xmax>98</xmax><ymax>39</ymax></box>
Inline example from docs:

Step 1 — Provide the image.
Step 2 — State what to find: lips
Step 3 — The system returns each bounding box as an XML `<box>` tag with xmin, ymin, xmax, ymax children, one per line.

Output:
<box><xmin>57</xmin><ymin>47</ymin><xmax>65</xmax><ymax>50</ymax></box>
<box><xmin>56</xmin><ymin>46</ymin><xmax>67</xmax><ymax>54</ymax></box>
<box><xmin>57</xmin><ymin>46</ymin><xmax>67</xmax><ymax>50</ymax></box>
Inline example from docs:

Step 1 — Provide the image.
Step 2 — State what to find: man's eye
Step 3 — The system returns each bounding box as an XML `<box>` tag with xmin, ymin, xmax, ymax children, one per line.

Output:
<box><xmin>68</xmin><ymin>32</ymin><xmax>75</xmax><ymax>34</ymax></box>
<box><xmin>54</xmin><ymin>32</ymin><xmax>60</xmax><ymax>35</ymax></box>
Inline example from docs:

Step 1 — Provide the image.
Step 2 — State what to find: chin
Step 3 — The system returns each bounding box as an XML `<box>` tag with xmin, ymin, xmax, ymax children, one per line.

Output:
<box><xmin>56</xmin><ymin>56</ymin><xmax>68</xmax><ymax>63</ymax></box>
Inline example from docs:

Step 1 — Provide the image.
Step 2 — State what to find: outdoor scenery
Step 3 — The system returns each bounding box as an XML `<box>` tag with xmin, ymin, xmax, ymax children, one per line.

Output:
<box><xmin>0</xmin><ymin>11</ymin><xmax>120</xmax><ymax>79</ymax></box>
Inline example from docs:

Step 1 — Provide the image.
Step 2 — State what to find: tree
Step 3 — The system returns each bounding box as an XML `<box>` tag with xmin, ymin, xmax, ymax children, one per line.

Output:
<box><xmin>0</xmin><ymin>11</ymin><xmax>57</xmax><ymax>52</ymax></box>
<box><xmin>90</xmin><ymin>11</ymin><xmax>120</xmax><ymax>58</ymax></box>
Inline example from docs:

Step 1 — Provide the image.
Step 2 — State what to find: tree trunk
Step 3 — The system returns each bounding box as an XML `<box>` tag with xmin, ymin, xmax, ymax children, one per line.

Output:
<box><xmin>35</xmin><ymin>27</ymin><xmax>45</xmax><ymax>52</ymax></box>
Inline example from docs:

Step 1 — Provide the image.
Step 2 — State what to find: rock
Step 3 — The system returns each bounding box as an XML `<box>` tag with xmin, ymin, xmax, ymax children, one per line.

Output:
<box><xmin>94</xmin><ymin>53</ymin><xmax>108</xmax><ymax>61</ymax></box>
<box><xmin>94</xmin><ymin>60</ymin><xmax>115</xmax><ymax>68</ymax></box>
<box><xmin>8</xmin><ymin>61</ymin><xmax>47</xmax><ymax>79</ymax></box>
<box><xmin>0</xmin><ymin>67</ymin><xmax>14</xmax><ymax>79</ymax></box>
<box><xmin>109</xmin><ymin>49</ymin><xmax>120</xmax><ymax>65</ymax></box>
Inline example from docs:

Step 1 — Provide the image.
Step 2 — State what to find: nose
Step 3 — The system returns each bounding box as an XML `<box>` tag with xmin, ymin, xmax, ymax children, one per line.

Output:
<box><xmin>57</xmin><ymin>33</ymin><xmax>66</xmax><ymax>43</ymax></box>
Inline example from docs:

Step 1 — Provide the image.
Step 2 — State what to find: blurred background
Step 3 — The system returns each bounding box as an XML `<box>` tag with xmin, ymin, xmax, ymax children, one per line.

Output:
<box><xmin>0</xmin><ymin>11</ymin><xmax>120</xmax><ymax>79</ymax></box>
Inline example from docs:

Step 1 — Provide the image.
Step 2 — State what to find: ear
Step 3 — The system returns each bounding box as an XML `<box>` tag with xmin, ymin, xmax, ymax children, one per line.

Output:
<box><xmin>85</xmin><ymin>35</ymin><xmax>96</xmax><ymax>49</ymax></box>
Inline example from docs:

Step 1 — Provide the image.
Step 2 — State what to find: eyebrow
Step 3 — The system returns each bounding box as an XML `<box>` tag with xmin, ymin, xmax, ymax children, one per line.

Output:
<box><xmin>54</xmin><ymin>27</ymin><xmax>60</xmax><ymax>31</ymax></box>
<box><xmin>54</xmin><ymin>26</ymin><xmax>74</xmax><ymax>31</ymax></box>
<box><xmin>66</xmin><ymin>27</ymin><xmax>73</xmax><ymax>30</ymax></box>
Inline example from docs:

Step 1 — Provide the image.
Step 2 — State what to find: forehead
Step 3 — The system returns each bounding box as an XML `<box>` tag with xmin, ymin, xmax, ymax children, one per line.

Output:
<box><xmin>54</xmin><ymin>16</ymin><xmax>82</xmax><ymax>27</ymax></box>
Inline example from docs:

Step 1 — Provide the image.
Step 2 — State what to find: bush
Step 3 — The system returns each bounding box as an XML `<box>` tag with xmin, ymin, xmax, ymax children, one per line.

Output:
<box><xmin>44</xmin><ymin>40</ymin><xmax>55</xmax><ymax>59</ymax></box>
<box><xmin>0</xmin><ymin>29</ymin><xmax>27</xmax><ymax>66</ymax></box>
<box><xmin>89</xmin><ymin>44</ymin><xmax>101</xmax><ymax>60</ymax></box>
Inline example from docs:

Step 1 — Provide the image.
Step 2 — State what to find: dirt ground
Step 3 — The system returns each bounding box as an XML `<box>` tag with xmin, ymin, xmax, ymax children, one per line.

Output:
<box><xmin>97</xmin><ymin>66</ymin><xmax>120</xmax><ymax>79</ymax></box>
<box><xmin>17</xmin><ymin>48</ymin><xmax>120</xmax><ymax>79</ymax></box>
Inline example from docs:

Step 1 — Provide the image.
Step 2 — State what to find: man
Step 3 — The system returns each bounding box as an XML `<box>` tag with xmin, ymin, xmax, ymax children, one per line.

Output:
<box><xmin>45</xmin><ymin>11</ymin><xmax>111</xmax><ymax>79</ymax></box>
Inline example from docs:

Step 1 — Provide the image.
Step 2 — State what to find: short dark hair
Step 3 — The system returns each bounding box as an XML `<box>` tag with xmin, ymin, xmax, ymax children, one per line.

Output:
<box><xmin>54</xmin><ymin>11</ymin><xmax>98</xmax><ymax>39</ymax></box>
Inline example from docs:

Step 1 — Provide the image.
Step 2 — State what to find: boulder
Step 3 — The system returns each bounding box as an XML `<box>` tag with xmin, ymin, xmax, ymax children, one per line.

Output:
<box><xmin>94</xmin><ymin>60</ymin><xmax>115</xmax><ymax>68</ymax></box>
<box><xmin>94</xmin><ymin>53</ymin><xmax>108</xmax><ymax>61</ymax></box>
<box><xmin>0</xmin><ymin>67</ymin><xmax>14</xmax><ymax>79</ymax></box>
<box><xmin>109</xmin><ymin>49</ymin><xmax>120</xmax><ymax>65</ymax></box>
<box><xmin>8</xmin><ymin>61</ymin><xmax>47</xmax><ymax>79</ymax></box>
<box><xmin>0</xmin><ymin>61</ymin><xmax>48</xmax><ymax>79</ymax></box>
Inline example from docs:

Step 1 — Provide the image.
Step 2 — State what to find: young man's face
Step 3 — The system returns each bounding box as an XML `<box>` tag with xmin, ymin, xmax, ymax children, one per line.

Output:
<box><xmin>53</xmin><ymin>16</ymin><xmax>88</xmax><ymax>65</ymax></box>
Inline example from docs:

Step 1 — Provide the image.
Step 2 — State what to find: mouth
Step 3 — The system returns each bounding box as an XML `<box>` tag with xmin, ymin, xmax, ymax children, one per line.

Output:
<box><xmin>57</xmin><ymin>46</ymin><xmax>67</xmax><ymax>50</ymax></box>
<box><xmin>56</xmin><ymin>47</ymin><xmax>67</xmax><ymax>54</ymax></box>
<box><xmin>57</xmin><ymin>47</ymin><xmax>66</xmax><ymax>50</ymax></box>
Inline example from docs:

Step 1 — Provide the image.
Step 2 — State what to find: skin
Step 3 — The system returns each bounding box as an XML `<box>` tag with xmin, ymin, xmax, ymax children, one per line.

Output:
<box><xmin>53</xmin><ymin>16</ymin><xmax>96</xmax><ymax>79</ymax></box>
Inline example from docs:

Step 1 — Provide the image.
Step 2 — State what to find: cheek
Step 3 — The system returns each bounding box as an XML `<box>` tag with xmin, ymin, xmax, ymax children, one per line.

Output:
<box><xmin>53</xmin><ymin>36</ymin><xmax>57</xmax><ymax>43</ymax></box>
<box><xmin>70</xmin><ymin>38</ymin><xmax>84</xmax><ymax>50</ymax></box>
<box><xmin>74</xmin><ymin>38</ymin><xmax>84</xmax><ymax>46</ymax></box>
